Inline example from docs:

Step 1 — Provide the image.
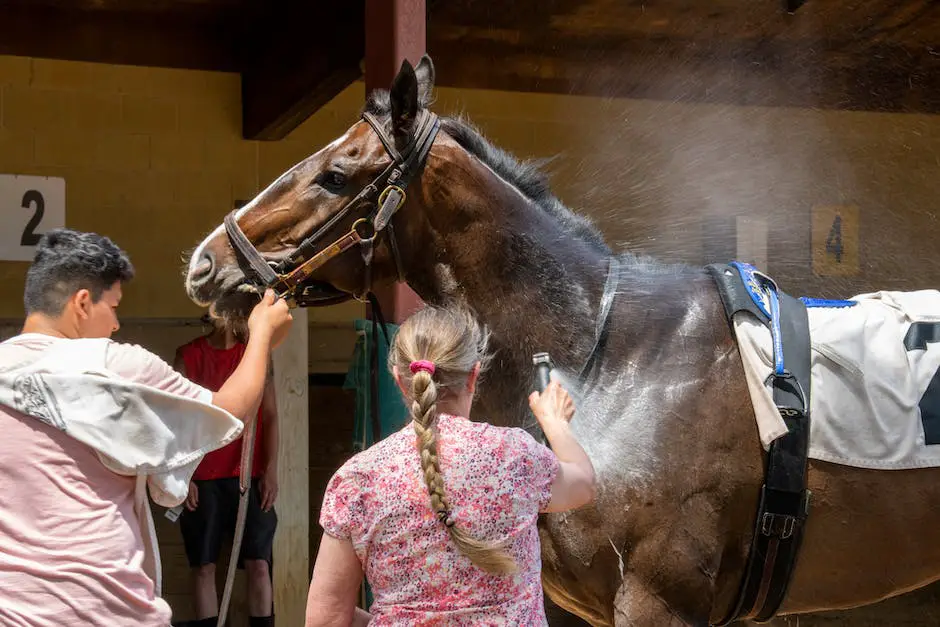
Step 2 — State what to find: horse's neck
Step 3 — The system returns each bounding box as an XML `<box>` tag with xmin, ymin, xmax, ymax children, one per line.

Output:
<box><xmin>406</xmin><ymin>153</ymin><xmax>611</xmax><ymax>427</ymax></box>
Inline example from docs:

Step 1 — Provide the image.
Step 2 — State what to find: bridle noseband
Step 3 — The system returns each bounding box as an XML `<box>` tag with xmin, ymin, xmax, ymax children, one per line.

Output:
<box><xmin>223</xmin><ymin>108</ymin><xmax>441</xmax><ymax>307</ymax></box>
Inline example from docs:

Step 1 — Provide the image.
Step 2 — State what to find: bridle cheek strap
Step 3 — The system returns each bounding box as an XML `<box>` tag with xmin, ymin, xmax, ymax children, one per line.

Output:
<box><xmin>224</xmin><ymin>211</ymin><xmax>278</xmax><ymax>286</ymax></box>
<box><xmin>222</xmin><ymin>109</ymin><xmax>440</xmax><ymax>306</ymax></box>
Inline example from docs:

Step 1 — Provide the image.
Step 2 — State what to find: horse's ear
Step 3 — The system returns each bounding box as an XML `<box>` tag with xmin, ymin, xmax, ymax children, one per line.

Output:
<box><xmin>414</xmin><ymin>55</ymin><xmax>435</xmax><ymax>106</ymax></box>
<box><xmin>390</xmin><ymin>59</ymin><xmax>419</xmax><ymax>141</ymax></box>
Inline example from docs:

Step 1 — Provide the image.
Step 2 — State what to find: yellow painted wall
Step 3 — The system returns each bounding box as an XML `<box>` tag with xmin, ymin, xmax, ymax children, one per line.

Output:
<box><xmin>0</xmin><ymin>55</ymin><xmax>363</xmax><ymax>323</ymax></box>
<box><xmin>2</xmin><ymin>54</ymin><xmax>939</xmax><ymax>322</ymax></box>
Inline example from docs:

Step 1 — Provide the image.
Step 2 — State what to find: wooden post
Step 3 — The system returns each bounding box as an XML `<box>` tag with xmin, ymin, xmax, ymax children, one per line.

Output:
<box><xmin>365</xmin><ymin>0</ymin><xmax>426</xmax><ymax>83</ymax></box>
<box><xmin>272</xmin><ymin>307</ymin><xmax>309</xmax><ymax>624</ymax></box>
<box><xmin>365</xmin><ymin>0</ymin><xmax>427</xmax><ymax>323</ymax></box>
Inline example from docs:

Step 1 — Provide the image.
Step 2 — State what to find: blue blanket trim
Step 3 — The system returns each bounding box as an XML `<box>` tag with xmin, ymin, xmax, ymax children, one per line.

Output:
<box><xmin>727</xmin><ymin>261</ymin><xmax>858</xmax><ymax>312</ymax></box>
<box><xmin>766</xmin><ymin>288</ymin><xmax>785</xmax><ymax>375</ymax></box>
<box><xmin>729</xmin><ymin>261</ymin><xmax>772</xmax><ymax>319</ymax></box>
<box><xmin>728</xmin><ymin>261</ymin><xmax>786</xmax><ymax>373</ymax></box>
<box><xmin>799</xmin><ymin>297</ymin><xmax>857</xmax><ymax>309</ymax></box>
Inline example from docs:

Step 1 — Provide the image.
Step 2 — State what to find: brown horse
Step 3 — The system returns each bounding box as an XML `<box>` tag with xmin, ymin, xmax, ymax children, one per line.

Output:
<box><xmin>184</xmin><ymin>57</ymin><xmax>940</xmax><ymax>625</ymax></box>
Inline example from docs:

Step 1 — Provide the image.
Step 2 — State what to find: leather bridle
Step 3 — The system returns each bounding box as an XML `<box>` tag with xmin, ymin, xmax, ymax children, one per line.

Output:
<box><xmin>215</xmin><ymin>108</ymin><xmax>439</xmax><ymax>627</ymax></box>
<box><xmin>223</xmin><ymin>108</ymin><xmax>441</xmax><ymax>307</ymax></box>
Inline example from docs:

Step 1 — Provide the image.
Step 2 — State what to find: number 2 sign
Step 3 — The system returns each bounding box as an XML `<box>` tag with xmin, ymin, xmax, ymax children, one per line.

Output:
<box><xmin>812</xmin><ymin>204</ymin><xmax>859</xmax><ymax>277</ymax></box>
<box><xmin>0</xmin><ymin>174</ymin><xmax>66</xmax><ymax>261</ymax></box>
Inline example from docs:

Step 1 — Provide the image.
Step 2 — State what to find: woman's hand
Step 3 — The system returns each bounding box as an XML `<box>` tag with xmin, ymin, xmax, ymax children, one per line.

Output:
<box><xmin>528</xmin><ymin>380</ymin><xmax>575</xmax><ymax>431</ymax></box>
<box><xmin>528</xmin><ymin>380</ymin><xmax>596</xmax><ymax>512</ymax></box>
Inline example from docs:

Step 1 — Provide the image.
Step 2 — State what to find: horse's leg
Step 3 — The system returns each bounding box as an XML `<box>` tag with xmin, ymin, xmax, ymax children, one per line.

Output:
<box><xmin>613</xmin><ymin>575</ymin><xmax>699</xmax><ymax>627</ymax></box>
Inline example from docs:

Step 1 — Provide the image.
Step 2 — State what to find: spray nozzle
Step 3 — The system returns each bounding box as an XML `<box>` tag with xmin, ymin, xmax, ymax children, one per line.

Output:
<box><xmin>532</xmin><ymin>352</ymin><xmax>554</xmax><ymax>393</ymax></box>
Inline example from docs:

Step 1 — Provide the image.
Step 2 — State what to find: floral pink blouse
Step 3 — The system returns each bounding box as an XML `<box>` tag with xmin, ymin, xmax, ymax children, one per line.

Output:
<box><xmin>320</xmin><ymin>413</ymin><xmax>560</xmax><ymax>626</ymax></box>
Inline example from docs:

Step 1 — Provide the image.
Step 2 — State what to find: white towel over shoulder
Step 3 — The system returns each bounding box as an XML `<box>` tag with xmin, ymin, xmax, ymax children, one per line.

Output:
<box><xmin>0</xmin><ymin>336</ymin><xmax>243</xmax><ymax>594</ymax></box>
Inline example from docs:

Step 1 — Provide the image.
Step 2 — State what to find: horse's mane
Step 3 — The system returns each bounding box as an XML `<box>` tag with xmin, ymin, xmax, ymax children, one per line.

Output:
<box><xmin>364</xmin><ymin>90</ymin><xmax>611</xmax><ymax>255</ymax></box>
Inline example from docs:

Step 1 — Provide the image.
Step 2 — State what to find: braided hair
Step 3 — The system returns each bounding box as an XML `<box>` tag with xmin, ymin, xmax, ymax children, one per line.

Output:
<box><xmin>389</xmin><ymin>305</ymin><xmax>517</xmax><ymax>575</ymax></box>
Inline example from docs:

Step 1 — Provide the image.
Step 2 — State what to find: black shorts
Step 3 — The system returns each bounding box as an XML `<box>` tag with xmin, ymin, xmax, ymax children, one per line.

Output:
<box><xmin>180</xmin><ymin>477</ymin><xmax>277</xmax><ymax>568</ymax></box>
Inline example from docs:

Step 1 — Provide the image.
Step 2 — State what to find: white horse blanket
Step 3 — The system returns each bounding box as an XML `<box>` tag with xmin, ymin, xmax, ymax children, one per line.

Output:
<box><xmin>735</xmin><ymin>289</ymin><xmax>940</xmax><ymax>470</ymax></box>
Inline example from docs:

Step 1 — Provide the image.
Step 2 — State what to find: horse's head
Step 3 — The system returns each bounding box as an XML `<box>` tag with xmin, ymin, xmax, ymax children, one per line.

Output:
<box><xmin>185</xmin><ymin>56</ymin><xmax>438</xmax><ymax>319</ymax></box>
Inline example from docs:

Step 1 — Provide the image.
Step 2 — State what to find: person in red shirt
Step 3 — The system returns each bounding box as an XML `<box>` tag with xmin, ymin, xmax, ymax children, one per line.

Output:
<box><xmin>174</xmin><ymin>316</ymin><xmax>280</xmax><ymax>627</ymax></box>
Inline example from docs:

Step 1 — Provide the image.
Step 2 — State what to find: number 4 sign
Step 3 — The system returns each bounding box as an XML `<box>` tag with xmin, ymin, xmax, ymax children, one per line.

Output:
<box><xmin>0</xmin><ymin>174</ymin><xmax>66</xmax><ymax>261</ymax></box>
<box><xmin>812</xmin><ymin>204</ymin><xmax>859</xmax><ymax>277</ymax></box>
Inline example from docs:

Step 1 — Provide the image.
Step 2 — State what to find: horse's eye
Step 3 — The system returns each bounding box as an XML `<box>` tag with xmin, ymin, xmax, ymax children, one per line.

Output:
<box><xmin>317</xmin><ymin>171</ymin><xmax>347</xmax><ymax>192</ymax></box>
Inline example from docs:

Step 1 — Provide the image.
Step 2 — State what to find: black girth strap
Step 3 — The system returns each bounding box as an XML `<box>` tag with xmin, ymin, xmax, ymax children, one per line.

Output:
<box><xmin>706</xmin><ymin>263</ymin><xmax>813</xmax><ymax>625</ymax></box>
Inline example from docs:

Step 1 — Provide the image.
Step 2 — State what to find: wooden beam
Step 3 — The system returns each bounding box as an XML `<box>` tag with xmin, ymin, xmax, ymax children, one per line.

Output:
<box><xmin>426</xmin><ymin>0</ymin><xmax>940</xmax><ymax>114</ymax></box>
<box><xmin>272</xmin><ymin>307</ymin><xmax>309</xmax><ymax>626</ymax></box>
<box><xmin>0</xmin><ymin>5</ymin><xmax>239</xmax><ymax>71</ymax></box>
<box><xmin>240</xmin><ymin>2</ymin><xmax>365</xmax><ymax>141</ymax></box>
<box><xmin>0</xmin><ymin>0</ymin><xmax>245</xmax><ymax>18</ymax></box>
<box><xmin>428</xmin><ymin>33</ymin><xmax>940</xmax><ymax>114</ymax></box>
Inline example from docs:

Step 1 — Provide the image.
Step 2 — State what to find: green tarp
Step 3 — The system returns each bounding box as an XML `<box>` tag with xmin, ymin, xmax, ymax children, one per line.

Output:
<box><xmin>343</xmin><ymin>319</ymin><xmax>410</xmax><ymax>451</ymax></box>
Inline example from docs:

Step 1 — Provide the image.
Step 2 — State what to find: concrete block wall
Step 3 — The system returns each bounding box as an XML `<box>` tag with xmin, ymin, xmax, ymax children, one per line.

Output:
<box><xmin>0</xmin><ymin>54</ymin><xmax>364</xmax><ymax>324</ymax></box>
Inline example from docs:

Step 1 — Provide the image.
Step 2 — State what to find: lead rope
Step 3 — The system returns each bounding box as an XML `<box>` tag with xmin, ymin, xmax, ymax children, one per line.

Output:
<box><xmin>217</xmin><ymin>416</ymin><xmax>257</xmax><ymax>626</ymax></box>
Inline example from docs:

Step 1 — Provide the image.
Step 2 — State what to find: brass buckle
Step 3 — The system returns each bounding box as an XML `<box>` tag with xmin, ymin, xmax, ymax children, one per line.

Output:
<box><xmin>377</xmin><ymin>184</ymin><xmax>406</xmax><ymax>210</ymax></box>
<box><xmin>352</xmin><ymin>217</ymin><xmax>376</xmax><ymax>243</ymax></box>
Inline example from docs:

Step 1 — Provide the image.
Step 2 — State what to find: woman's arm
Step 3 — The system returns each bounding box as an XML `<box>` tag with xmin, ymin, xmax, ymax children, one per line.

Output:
<box><xmin>305</xmin><ymin>534</ymin><xmax>369</xmax><ymax>627</ymax></box>
<box><xmin>542</xmin><ymin>435</ymin><xmax>597</xmax><ymax>512</ymax></box>
<box><xmin>529</xmin><ymin>380</ymin><xmax>597</xmax><ymax>512</ymax></box>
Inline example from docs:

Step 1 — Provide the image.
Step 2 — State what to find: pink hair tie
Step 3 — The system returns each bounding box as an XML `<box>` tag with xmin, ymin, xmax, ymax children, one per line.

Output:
<box><xmin>410</xmin><ymin>360</ymin><xmax>436</xmax><ymax>375</ymax></box>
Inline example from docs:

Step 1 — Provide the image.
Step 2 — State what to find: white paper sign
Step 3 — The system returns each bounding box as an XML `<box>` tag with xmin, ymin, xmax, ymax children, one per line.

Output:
<box><xmin>735</xmin><ymin>215</ymin><xmax>768</xmax><ymax>273</ymax></box>
<box><xmin>0</xmin><ymin>174</ymin><xmax>66</xmax><ymax>261</ymax></box>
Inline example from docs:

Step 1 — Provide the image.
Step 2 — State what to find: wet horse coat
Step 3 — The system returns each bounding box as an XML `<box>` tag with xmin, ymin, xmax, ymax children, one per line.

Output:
<box><xmin>184</xmin><ymin>57</ymin><xmax>940</xmax><ymax>625</ymax></box>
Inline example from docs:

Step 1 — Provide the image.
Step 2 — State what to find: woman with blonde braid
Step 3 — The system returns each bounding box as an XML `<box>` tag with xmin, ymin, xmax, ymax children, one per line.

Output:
<box><xmin>305</xmin><ymin>306</ymin><xmax>596</xmax><ymax>626</ymax></box>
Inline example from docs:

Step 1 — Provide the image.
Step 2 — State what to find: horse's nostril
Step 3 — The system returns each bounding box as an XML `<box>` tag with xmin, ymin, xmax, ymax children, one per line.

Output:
<box><xmin>194</xmin><ymin>258</ymin><xmax>212</xmax><ymax>276</ymax></box>
<box><xmin>190</xmin><ymin>253</ymin><xmax>215</xmax><ymax>285</ymax></box>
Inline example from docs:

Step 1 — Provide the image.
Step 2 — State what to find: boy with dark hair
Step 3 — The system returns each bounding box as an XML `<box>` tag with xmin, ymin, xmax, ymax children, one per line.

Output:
<box><xmin>0</xmin><ymin>228</ymin><xmax>292</xmax><ymax>627</ymax></box>
<box><xmin>23</xmin><ymin>228</ymin><xmax>136</xmax><ymax>321</ymax></box>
